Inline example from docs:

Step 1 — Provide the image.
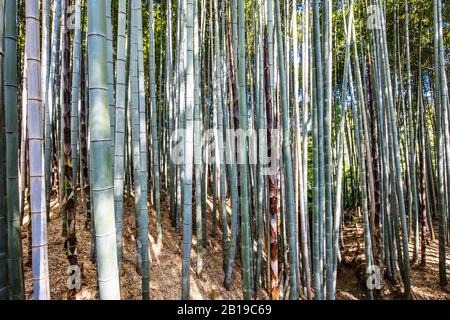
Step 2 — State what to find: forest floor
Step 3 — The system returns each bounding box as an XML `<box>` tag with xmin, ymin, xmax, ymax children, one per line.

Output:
<box><xmin>21</xmin><ymin>189</ymin><xmax>450</xmax><ymax>300</ymax></box>
<box><xmin>336</xmin><ymin>213</ymin><xmax>450</xmax><ymax>300</ymax></box>
<box><xmin>22</xmin><ymin>188</ymin><xmax>247</xmax><ymax>300</ymax></box>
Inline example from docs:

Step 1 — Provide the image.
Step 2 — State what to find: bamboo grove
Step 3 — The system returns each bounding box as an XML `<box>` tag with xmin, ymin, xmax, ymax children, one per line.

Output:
<box><xmin>0</xmin><ymin>0</ymin><xmax>448</xmax><ymax>300</ymax></box>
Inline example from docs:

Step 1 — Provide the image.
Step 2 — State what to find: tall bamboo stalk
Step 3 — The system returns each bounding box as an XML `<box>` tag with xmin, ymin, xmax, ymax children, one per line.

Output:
<box><xmin>4</xmin><ymin>0</ymin><xmax>25</xmax><ymax>300</ymax></box>
<box><xmin>70</xmin><ymin>0</ymin><xmax>82</xmax><ymax>200</ymax></box>
<box><xmin>237</xmin><ymin>0</ymin><xmax>252</xmax><ymax>300</ymax></box>
<box><xmin>433</xmin><ymin>0</ymin><xmax>448</xmax><ymax>287</ymax></box>
<box><xmin>193</xmin><ymin>0</ymin><xmax>203</xmax><ymax>277</ymax></box>
<box><xmin>148</xmin><ymin>0</ymin><xmax>162</xmax><ymax>245</ymax></box>
<box><xmin>45</xmin><ymin>0</ymin><xmax>61</xmax><ymax>214</ymax></box>
<box><xmin>332</xmin><ymin>0</ymin><xmax>353</xmax><ymax>298</ymax></box>
<box><xmin>61</xmin><ymin>0</ymin><xmax>77</xmax><ymax>265</ymax></box>
<box><xmin>275</xmin><ymin>0</ymin><xmax>298</xmax><ymax>300</ymax></box>
<box><xmin>323</xmin><ymin>0</ymin><xmax>334</xmax><ymax>300</ymax></box>
<box><xmin>182</xmin><ymin>0</ymin><xmax>195</xmax><ymax>300</ymax></box>
<box><xmin>136</xmin><ymin>0</ymin><xmax>150</xmax><ymax>299</ymax></box>
<box><xmin>87</xmin><ymin>0</ymin><xmax>121</xmax><ymax>299</ymax></box>
<box><xmin>312</xmin><ymin>0</ymin><xmax>323</xmax><ymax>300</ymax></box>
<box><xmin>26</xmin><ymin>0</ymin><xmax>50</xmax><ymax>300</ymax></box>
<box><xmin>374</xmin><ymin>1</ymin><xmax>411</xmax><ymax>297</ymax></box>
<box><xmin>106</xmin><ymin>0</ymin><xmax>115</xmax><ymax>167</ymax></box>
<box><xmin>0</xmin><ymin>0</ymin><xmax>7</xmax><ymax>300</ymax></box>
<box><xmin>113</xmin><ymin>0</ymin><xmax>128</xmax><ymax>266</ymax></box>
<box><xmin>404</xmin><ymin>0</ymin><xmax>419</xmax><ymax>263</ymax></box>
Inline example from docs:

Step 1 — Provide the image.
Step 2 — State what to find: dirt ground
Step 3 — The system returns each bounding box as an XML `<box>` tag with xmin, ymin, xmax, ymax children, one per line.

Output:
<box><xmin>21</xmin><ymin>191</ymin><xmax>450</xmax><ymax>300</ymax></box>
<box><xmin>22</xmin><ymin>189</ymin><xmax>246</xmax><ymax>300</ymax></box>
<box><xmin>336</xmin><ymin>214</ymin><xmax>450</xmax><ymax>300</ymax></box>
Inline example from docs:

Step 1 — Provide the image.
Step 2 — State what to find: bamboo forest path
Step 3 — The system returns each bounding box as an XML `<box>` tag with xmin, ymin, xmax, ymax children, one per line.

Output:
<box><xmin>21</xmin><ymin>191</ymin><xmax>449</xmax><ymax>300</ymax></box>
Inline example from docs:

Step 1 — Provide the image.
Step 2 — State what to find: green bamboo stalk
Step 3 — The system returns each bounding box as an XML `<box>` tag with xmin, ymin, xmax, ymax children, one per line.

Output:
<box><xmin>212</xmin><ymin>0</ymin><xmax>228</xmax><ymax>268</ymax></box>
<box><xmin>404</xmin><ymin>0</ymin><xmax>419</xmax><ymax>263</ymax></box>
<box><xmin>129</xmin><ymin>9</ymin><xmax>142</xmax><ymax>277</ymax></box>
<box><xmin>323</xmin><ymin>0</ymin><xmax>334</xmax><ymax>301</ymax></box>
<box><xmin>312</xmin><ymin>0</ymin><xmax>323</xmax><ymax>300</ymax></box>
<box><xmin>176</xmin><ymin>0</ymin><xmax>186</xmax><ymax>234</ymax></box>
<box><xmin>434</xmin><ymin>0</ymin><xmax>448</xmax><ymax>287</ymax></box>
<box><xmin>4</xmin><ymin>0</ymin><xmax>24</xmax><ymax>300</ymax></box>
<box><xmin>201</xmin><ymin>21</ymin><xmax>211</xmax><ymax>245</ymax></box>
<box><xmin>106</xmin><ymin>0</ymin><xmax>115</xmax><ymax>169</ymax></box>
<box><xmin>209</xmin><ymin>0</ymin><xmax>218</xmax><ymax>239</ymax></box>
<box><xmin>301</xmin><ymin>0</ymin><xmax>312</xmax><ymax>294</ymax></box>
<box><xmin>291</xmin><ymin>0</ymin><xmax>309</xmax><ymax>298</ymax></box>
<box><xmin>129</xmin><ymin>0</ymin><xmax>141</xmax><ymax>275</ymax></box>
<box><xmin>371</xmin><ymin>22</ymin><xmax>399</xmax><ymax>279</ymax></box>
<box><xmin>182</xmin><ymin>0</ymin><xmax>195</xmax><ymax>299</ymax></box>
<box><xmin>374</xmin><ymin>2</ymin><xmax>411</xmax><ymax>297</ymax></box>
<box><xmin>350</xmin><ymin>62</ymin><xmax>374</xmax><ymax>299</ymax></box>
<box><xmin>61</xmin><ymin>0</ymin><xmax>77</xmax><ymax>264</ymax></box>
<box><xmin>70</xmin><ymin>0</ymin><xmax>82</xmax><ymax>232</ymax></box>
<box><xmin>148</xmin><ymin>0</ymin><xmax>162</xmax><ymax>245</ymax></box>
<box><xmin>45</xmin><ymin>0</ymin><xmax>61</xmax><ymax>215</ymax></box>
<box><xmin>237</xmin><ymin>0</ymin><xmax>252</xmax><ymax>300</ymax></box>
<box><xmin>113</xmin><ymin>0</ymin><xmax>128</xmax><ymax>266</ymax></box>
<box><xmin>177</xmin><ymin>0</ymin><xmax>184</xmax><ymax>230</ymax></box>
<box><xmin>193</xmin><ymin>0</ymin><xmax>203</xmax><ymax>277</ymax></box>
<box><xmin>135</xmin><ymin>0</ymin><xmax>150</xmax><ymax>299</ymax></box>
<box><xmin>275</xmin><ymin>0</ymin><xmax>298</xmax><ymax>300</ymax></box>
<box><xmin>255</xmin><ymin>0</ymin><xmax>265</xmax><ymax>294</ymax></box>
<box><xmin>87</xmin><ymin>0</ymin><xmax>121</xmax><ymax>299</ymax></box>
<box><xmin>166</xmin><ymin>0</ymin><xmax>176</xmax><ymax>229</ymax></box>
<box><xmin>80</xmin><ymin>20</ymin><xmax>92</xmax><ymax>229</ymax></box>
<box><xmin>438</xmin><ymin>0</ymin><xmax>450</xmax><ymax>247</ymax></box>
<box><xmin>416</xmin><ymin>19</ymin><xmax>427</xmax><ymax>266</ymax></box>
<box><xmin>40</xmin><ymin>0</ymin><xmax>50</xmax><ymax>167</ymax></box>
<box><xmin>26</xmin><ymin>0</ymin><xmax>50</xmax><ymax>299</ymax></box>
<box><xmin>351</xmin><ymin>10</ymin><xmax>378</xmax><ymax>297</ymax></box>
<box><xmin>332</xmin><ymin>0</ymin><xmax>353</xmax><ymax>298</ymax></box>
<box><xmin>58</xmin><ymin>0</ymin><xmax>66</xmax><ymax>233</ymax></box>
<box><xmin>0</xmin><ymin>0</ymin><xmax>8</xmax><ymax>300</ymax></box>
<box><xmin>224</xmin><ymin>0</ymin><xmax>241</xmax><ymax>289</ymax></box>
<box><xmin>19</xmin><ymin>59</ymin><xmax>27</xmax><ymax>228</ymax></box>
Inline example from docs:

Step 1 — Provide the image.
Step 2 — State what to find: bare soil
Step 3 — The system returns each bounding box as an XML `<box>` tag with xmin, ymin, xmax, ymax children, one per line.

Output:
<box><xmin>336</xmin><ymin>215</ymin><xmax>450</xmax><ymax>300</ymax></box>
<box><xmin>23</xmin><ymin>189</ymin><xmax>245</xmax><ymax>300</ymax></box>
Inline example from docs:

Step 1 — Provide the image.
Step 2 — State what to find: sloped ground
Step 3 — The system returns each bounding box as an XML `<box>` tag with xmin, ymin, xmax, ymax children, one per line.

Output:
<box><xmin>337</xmin><ymin>216</ymin><xmax>450</xmax><ymax>300</ymax></box>
<box><xmin>22</xmin><ymin>193</ymin><xmax>450</xmax><ymax>300</ymax></box>
<box><xmin>22</xmin><ymin>189</ymin><xmax>245</xmax><ymax>300</ymax></box>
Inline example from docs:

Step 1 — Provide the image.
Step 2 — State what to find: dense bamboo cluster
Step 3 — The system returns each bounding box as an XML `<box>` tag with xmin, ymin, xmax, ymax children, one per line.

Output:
<box><xmin>0</xmin><ymin>0</ymin><xmax>448</xmax><ymax>300</ymax></box>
